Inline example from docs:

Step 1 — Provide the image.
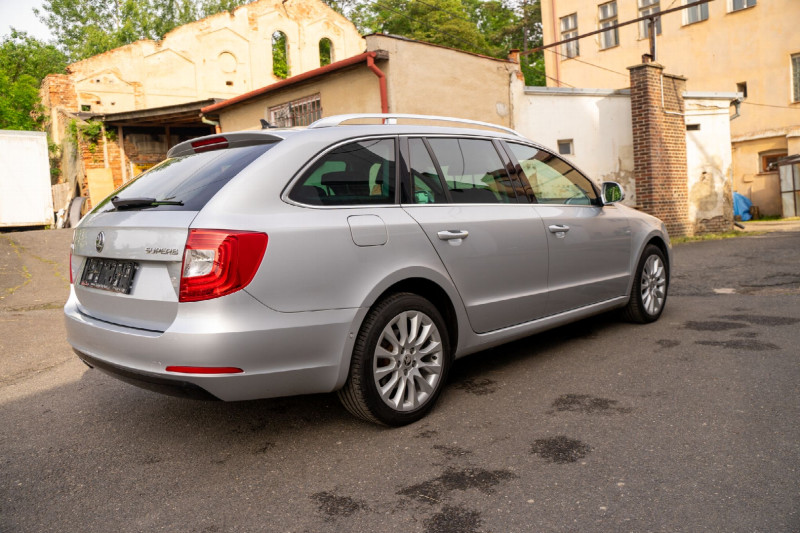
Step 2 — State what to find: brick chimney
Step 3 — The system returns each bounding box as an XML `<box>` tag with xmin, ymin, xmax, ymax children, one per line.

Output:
<box><xmin>628</xmin><ymin>62</ymin><xmax>691</xmax><ymax>237</ymax></box>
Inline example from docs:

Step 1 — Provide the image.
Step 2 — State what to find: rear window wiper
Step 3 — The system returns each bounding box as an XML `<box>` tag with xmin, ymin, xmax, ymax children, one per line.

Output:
<box><xmin>111</xmin><ymin>196</ymin><xmax>184</xmax><ymax>209</ymax></box>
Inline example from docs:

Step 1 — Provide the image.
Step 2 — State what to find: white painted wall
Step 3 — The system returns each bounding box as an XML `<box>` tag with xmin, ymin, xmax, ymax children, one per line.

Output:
<box><xmin>684</xmin><ymin>94</ymin><xmax>736</xmax><ymax>230</ymax></box>
<box><xmin>512</xmin><ymin>86</ymin><xmax>636</xmax><ymax>206</ymax></box>
<box><xmin>0</xmin><ymin>130</ymin><xmax>54</xmax><ymax>227</ymax></box>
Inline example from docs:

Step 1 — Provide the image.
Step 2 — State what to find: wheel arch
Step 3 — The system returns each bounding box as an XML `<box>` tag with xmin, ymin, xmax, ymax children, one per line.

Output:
<box><xmin>370</xmin><ymin>277</ymin><xmax>460</xmax><ymax>356</ymax></box>
<box><xmin>645</xmin><ymin>235</ymin><xmax>671</xmax><ymax>277</ymax></box>
<box><xmin>333</xmin><ymin>269</ymin><xmax>465</xmax><ymax>391</ymax></box>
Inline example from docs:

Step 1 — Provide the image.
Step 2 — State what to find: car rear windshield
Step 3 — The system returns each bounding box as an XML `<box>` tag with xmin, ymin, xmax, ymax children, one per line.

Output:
<box><xmin>93</xmin><ymin>143</ymin><xmax>276</xmax><ymax>212</ymax></box>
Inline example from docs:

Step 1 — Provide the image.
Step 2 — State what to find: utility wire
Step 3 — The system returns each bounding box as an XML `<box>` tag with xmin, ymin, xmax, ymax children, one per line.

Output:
<box><xmin>371</xmin><ymin>0</ymin><xmax>623</xmax><ymax>82</ymax></box>
<box><xmin>543</xmin><ymin>75</ymin><xmax>576</xmax><ymax>88</ymax></box>
<box><xmin>367</xmin><ymin>0</ymin><xmax>628</xmax><ymax>85</ymax></box>
<box><xmin>742</xmin><ymin>101</ymin><xmax>800</xmax><ymax>111</ymax></box>
<box><xmin>543</xmin><ymin>48</ymin><xmax>629</xmax><ymax>78</ymax></box>
<box><xmin>525</xmin><ymin>0</ymin><xmax>714</xmax><ymax>55</ymax></box>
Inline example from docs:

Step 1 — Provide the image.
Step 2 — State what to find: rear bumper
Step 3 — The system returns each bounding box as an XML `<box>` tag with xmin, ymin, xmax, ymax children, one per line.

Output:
<box><xmin>74</xmin><ymin>349</ymin><xmax>220</xmax><ymax>400</ymax></box>
<box><xmin>65</xmin><ymin>287</ymin><xmax>364</xmax><ymax>401</ymax></box>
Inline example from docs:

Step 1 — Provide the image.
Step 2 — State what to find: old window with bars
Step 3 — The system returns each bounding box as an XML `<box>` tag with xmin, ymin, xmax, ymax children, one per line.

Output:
<box><xmin>268</xmin><ymin>94</ymin><xmax>322</xmax><ymax>128</ymax></box>
<box><xmin>599</xmin><ymin>2</ymin><xmax>619</xmax><ymax>49</ymax></box>
<box><xmin>560</xmin><ymin>13</ymin><xmax>579</xmax><ymax>59</ymax></box>
<box><xmin>684</xmin><ymin>0</ymin><xmax>709</xmax><ymax>24</ymax></box>
<box><xmin>639</xmin><ymin>0</ymin><xmax>661</xmax><ymax>39</ymax></box>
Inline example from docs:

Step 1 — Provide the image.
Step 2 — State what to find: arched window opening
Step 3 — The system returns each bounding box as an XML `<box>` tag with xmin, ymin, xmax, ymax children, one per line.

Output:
<box><xmin>272</xmin><ymin>31</ymin><xmax>288</xmax><ymax>79</ymax></box>
<box><xmin>319</xmin><ymin>38</ymin><xmax>333</xmax><ymax>67</ymax></box>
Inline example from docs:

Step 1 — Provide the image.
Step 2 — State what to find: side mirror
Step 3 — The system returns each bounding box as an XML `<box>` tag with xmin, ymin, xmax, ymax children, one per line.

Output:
<box><xmin>601</xmin><ymin>181</ymin><xmax>625</xmax><ymax>204</ymax></box>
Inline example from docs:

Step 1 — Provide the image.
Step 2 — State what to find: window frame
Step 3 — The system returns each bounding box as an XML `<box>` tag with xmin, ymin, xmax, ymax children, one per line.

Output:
<box><xmin>598</xmin><ymin>1</ymin><xmax>619</xmax><ymax>50</ymax></box>
<box><xmin>638</xmin><ymin>0</ymin><xmax>661</xmax><ymax>39</ymax></box>
<box><xmin>559</xmin><ymin>13</ymin><xmax>579</xmax><ymax>59</ymax></box>
<box><xmin>730</xmin><ymin>0</ymin><xmax>756</xmax><ymax>13</ymax></box>
<box><xmin>684</xmin><ymin>0</ymin><xmax>709</xmax><ymax>25</ymax></box>
<box><xmin>399</xmin><ymin>135</ymin><xmax>526</xmax><ymax>205</ymax></box>
<box><xmin>268</xmin><ymin>93</ymin><xmax>322</xmax><ymax>128</ymax></box>
<box><xmin>792</xmin><ymin>53</ymin><xmax>800</xmax><ymax>103</ymax></box>
<box><xmin>284</xmin><ymin>135</ymin><xmax>401</xmax><ymax>208</ymax></box>
<box><xmin>502</xmin><ymin>140</ymin><xmax>601</xmax><ymax>207</ymax></box>
<box><xmin>760</xmin><ymin>151</ymin><xmax>788</xmax><ymax>174</ymax></box>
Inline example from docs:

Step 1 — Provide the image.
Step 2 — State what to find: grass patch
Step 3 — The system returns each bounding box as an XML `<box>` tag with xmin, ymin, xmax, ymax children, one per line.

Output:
<box><xmin>671</xmin><ymin>230</ymin><xmax>765</xmax><ymax>245</ymax></box>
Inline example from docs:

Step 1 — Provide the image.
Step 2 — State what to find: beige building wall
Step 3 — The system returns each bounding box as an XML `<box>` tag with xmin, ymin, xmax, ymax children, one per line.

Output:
<box><xmin>540</xmin><ymin>0</ymin><xmax>800</xmax><ymax>215</ymax></box>
<box><xmin>365</xmin><ymin>35</ymin><xmax>516</xmax><ymax>127</ymax></box>
<box><xmin>218</xmin><ymin>66</ymin><xmax>383</xmax><ymax>131</ymax></box>
<box><xmin>215</xmin><ymin>35</ymin><xmax>518</xmax><ymax>132</ymax></box>
<box><xmin>64</xmin><ymin>0</ymin><xmax>364</xmax><ymax>115</ymax></box>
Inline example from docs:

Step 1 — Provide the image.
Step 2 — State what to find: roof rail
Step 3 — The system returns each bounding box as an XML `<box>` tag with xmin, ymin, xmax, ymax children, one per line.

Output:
<box><xmin>308</xmin><ymin>113</ymin><xmax>523</xmax><ymax>137</ymax></box>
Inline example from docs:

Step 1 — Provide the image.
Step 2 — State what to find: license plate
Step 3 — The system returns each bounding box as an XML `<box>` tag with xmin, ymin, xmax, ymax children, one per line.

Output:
<box><xmin>80</xmin><ymin>258</ymin><xmax>139</xmax><ymax>294</ymax></box>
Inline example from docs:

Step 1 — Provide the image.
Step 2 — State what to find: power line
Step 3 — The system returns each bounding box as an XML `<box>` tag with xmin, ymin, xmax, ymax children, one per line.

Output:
<box><xmin>742</xmin><ymin>101</ymin><xmax>800</xmax><ymax>111</ymax></box>
<box><xmin>365</xmin><ymin>0</ymin><xmax>630</xmax><ymax>87</ymax></box>
<box><xmin>524</xmin><ymin>0</ymin><xmax>714</xmax><ymax>56</ymax></box>
<box><xmin>543</xmin><ymin>48</ymin><xmax>629</xmax><ymax>78</ymax></box>
<box><xmin>543</xmin><ymin>75</ymin><xmax>575</xmax><ymax>88</ymax></box>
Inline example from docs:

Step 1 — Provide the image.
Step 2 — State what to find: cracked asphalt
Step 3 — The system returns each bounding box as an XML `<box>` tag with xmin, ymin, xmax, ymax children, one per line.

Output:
<box><xmin>1</xmin><ymin>227</ymin><xmax>799</xmax><ymax>532</ymax></box>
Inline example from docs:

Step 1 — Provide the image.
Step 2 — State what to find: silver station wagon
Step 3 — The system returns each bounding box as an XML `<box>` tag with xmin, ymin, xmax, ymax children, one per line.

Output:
<box><xmin>65</xmin><ymin>114</ymin><xmax>671</xmax><ymax>426</ymax></box>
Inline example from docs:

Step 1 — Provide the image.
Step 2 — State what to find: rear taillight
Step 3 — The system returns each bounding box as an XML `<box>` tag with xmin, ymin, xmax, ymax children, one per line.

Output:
<box><xmin>179</xmin><ymin>229</ymin><xmax>268</xmax><ymax>302</ymax></box>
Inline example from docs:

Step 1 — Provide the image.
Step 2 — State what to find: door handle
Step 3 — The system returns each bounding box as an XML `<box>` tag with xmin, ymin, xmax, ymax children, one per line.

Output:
<box><xmin>548</xmin><ymin>224</ymin><xmax>570</xmax><ymax>233</ymax></box>
<box><xmin>437</xmin><ymin>230</ymin><xmax>469</xmax><ymax>241</ymax></box>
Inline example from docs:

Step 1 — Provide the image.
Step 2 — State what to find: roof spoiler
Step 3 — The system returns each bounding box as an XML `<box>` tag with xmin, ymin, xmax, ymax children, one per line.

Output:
<box><xmin>167</xmin><ymin>131</ymin><xmax>285</xmax><ymax>158</ymax></box>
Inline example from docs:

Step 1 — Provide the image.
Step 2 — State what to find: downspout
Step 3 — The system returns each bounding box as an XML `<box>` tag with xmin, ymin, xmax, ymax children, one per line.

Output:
<box><xmin>201</xmin><ymin>115</ymin><xmax>221</xmax><ymax>134</ymax></box>
<box><xmin>366</xmin><ymin>53</ymin><xmax>389</xmax><ymax>114</ymax></box>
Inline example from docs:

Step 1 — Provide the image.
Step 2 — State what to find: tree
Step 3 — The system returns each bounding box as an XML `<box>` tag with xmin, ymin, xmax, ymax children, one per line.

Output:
<box><xmin>0</xmin><ymin>30</ymin><xmax>68</xmax><ymax>130</ymax></box>
<box><xmin>349</xmin><ymin>0</ymin><xmax>545</xmax><ymax>86</ymax></box>
<box><xmin>361</xmin><ymin>0</ymin><xmax>491</xmax><ymax>56</ymax></box>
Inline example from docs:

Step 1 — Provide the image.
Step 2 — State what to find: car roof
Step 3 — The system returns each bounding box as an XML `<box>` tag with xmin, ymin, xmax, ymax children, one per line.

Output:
<box><xmin>170</xmin><ymin>114</ymin><xmax>528</xmax><ymax>158</ymax></box>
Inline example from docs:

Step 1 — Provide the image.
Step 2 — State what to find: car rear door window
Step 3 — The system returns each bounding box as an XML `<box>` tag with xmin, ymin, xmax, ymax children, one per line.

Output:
<box><xmin>289</xmin><ymin>139</ymin><xmax>396</xmax><ymax>206</ymax></box>
<box><xmin>507</xmin><ymin>143</ymin><xmax>598</xmax><ymax>205</ymax></box>
<box><xmin>408</xmin><ymin>138</ymin><xmax>447</xmax><ymax>204</ymax></box>
<box><xmin>427</xmin><ymin>138</ymin><xmax>516</xmax><ymax>204</ymax></box>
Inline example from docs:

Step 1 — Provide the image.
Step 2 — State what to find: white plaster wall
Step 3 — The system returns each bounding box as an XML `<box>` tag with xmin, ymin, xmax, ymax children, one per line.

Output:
<box><xmin>684</xmin><ymin>96</ymin><xmax>734</xmax><ymax>229</ymax></box>
<box><xmin>512</xmin><ymin>87</ymin><xmax>636</xmax><ymax>206</ymax></box>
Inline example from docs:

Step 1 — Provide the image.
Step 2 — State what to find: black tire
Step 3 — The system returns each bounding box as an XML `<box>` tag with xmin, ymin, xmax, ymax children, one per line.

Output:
<box><xmin>338</xmin><ymin>292</ymin><xmax>451</xmax><ymax>426</ymax></box>
<box><xmin>623</xmin><ymin>244</ymin><xmax>669</xmax><ymax>324</ymax></box>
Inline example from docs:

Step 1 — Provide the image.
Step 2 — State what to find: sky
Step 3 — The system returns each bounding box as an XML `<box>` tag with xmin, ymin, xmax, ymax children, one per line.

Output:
<box><xmin>1</xmin><ymin>0</ymin><xmax>51</xmax><ymax>41</ymax></box>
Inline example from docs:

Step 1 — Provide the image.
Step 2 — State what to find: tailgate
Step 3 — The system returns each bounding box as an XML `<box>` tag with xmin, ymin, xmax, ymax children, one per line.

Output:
<box><xmin>71</xmin><ymin>211</ymin><xmax>196</xmax><ymax>331</ymax></box>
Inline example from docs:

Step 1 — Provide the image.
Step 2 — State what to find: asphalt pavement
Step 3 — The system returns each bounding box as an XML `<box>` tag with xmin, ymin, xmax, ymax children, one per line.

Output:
<box><xmin>1</xmin><ymin>226</ymin><xmax>798</xmax><ymax>532</ymax></box>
